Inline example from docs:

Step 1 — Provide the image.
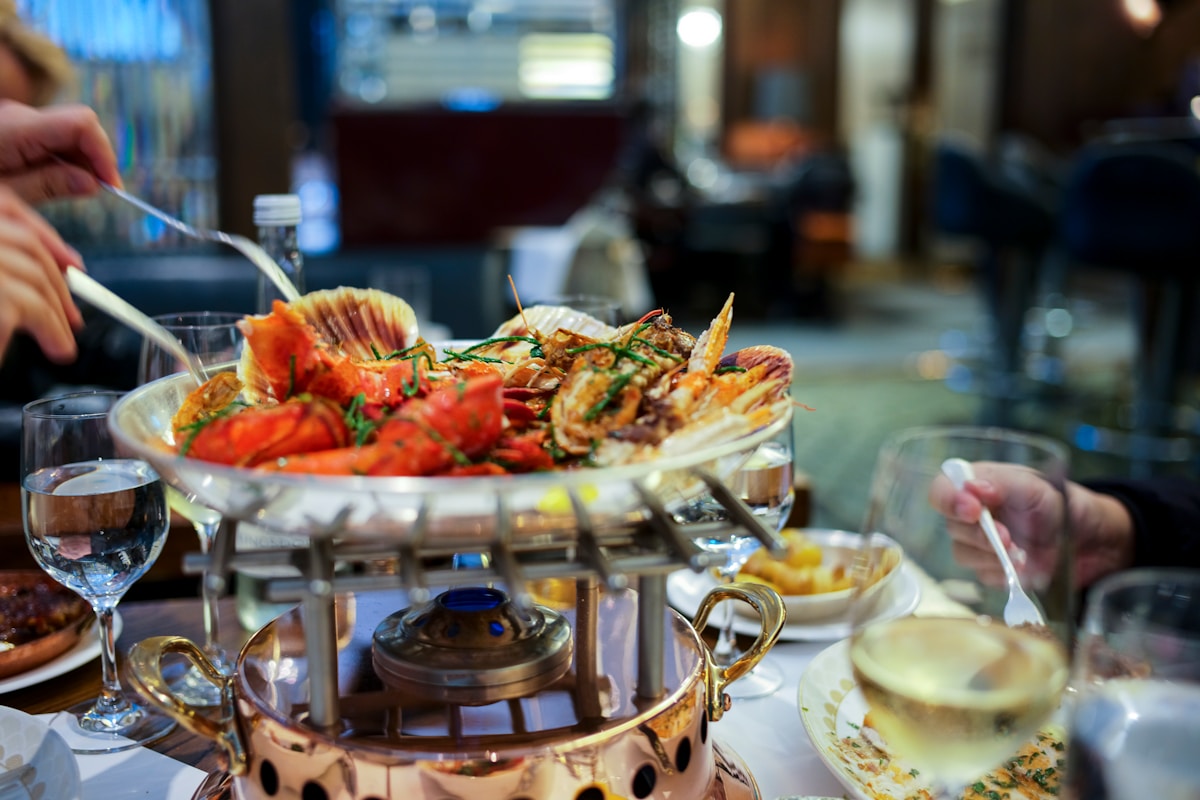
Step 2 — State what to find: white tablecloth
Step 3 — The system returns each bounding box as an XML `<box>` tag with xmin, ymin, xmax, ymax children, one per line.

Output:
<box><xmin>714</xmin><ymin>562</ymin><xmax>957</xmax><ymax>799</ymax></box>
<box><xmin>712</xmin><ymin>639</ymin><xmax>848</xmax><ymax>800</ymax></box>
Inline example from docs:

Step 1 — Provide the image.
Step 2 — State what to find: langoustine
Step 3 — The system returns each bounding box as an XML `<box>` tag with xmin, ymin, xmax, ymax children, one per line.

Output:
<box><xmin>169</xmin><ymin>286</ymin><xmax>796</xmax><ymax>477</ymax></box>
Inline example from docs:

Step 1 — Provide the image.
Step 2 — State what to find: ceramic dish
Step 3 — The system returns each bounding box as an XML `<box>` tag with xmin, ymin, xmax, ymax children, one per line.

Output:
<box><xmin>666</xmin><ymin>561</ymin><xmax>920</xmax><ymax>642</ymax></box>
<box><xmin>0</xmin><ymin>706</ymin><xmax>82</xmax><ymax>800</ymax></box>
<box><xmin>732</xmin><ymin>529</ymin><xmax>904</xmax><ymax>623</ymax></box>
<box><xmin>0</xmin><ymin>572</ymin><xmax>93</xmax><ymax>680</ymax></box>
<box><xmin>0</xmin><ymin>612</ymin><xmax>120</xmax><ymax>695</ymax></box>
<box><xmin>797</xmin><ymin>639</ymin><xmax>1066</xmax><ymax>800</ymax></box>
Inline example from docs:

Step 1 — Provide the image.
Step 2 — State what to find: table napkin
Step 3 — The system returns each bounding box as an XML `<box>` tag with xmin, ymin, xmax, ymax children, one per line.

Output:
<box><xmin>36</xmin><ymin>714</ymin><xmax>207</xmax><ymax>800</ymax></box>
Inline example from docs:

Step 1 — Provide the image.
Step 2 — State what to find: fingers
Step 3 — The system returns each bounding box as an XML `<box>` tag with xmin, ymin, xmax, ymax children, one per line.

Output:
<box><xmin>1</xmin><ymin>161</ymin><xmax>102</xmax><ymax>205</ymax></box>
<box><xmin>0</xmin><ymin>188</ymin><xmax>81</xmax><ymax>363</ymax></box>
<box><xmin>950</xmin><ymin>539</ymin><xmax>1007</xmax><ymax>588</ymax></box>
<box><xmin>0</xmin><ymin>240</ymin><xmax>78</xmax><ymax>362</ymax></box>
<box><xmin>0</xmin><ymin>101</ymin><xmax>121</xmax><ymax>201</ymax></box>
<box><xmin>933</xmin><ymin>464</ymin><xmax>1020</xmax><ymax>583</ymax></box>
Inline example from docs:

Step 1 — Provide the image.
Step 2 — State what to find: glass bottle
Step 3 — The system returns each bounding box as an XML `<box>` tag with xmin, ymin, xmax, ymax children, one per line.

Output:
<box><xmin>253</xmin><ymin>194</ymin><xmax>304</xmax><ymax>313</ymax></box>
<box><xmin>237</xmin><ymin>194</ymin><xmax>307</xmax><ymax>630</ymax></box>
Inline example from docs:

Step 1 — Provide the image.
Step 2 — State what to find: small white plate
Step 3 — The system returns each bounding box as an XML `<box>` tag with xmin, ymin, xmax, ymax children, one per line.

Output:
<box><xmin>0</xmin><ymin>612</ymin><xmax>122</xmax><ymax>695</ymax></box>
<box><xmin>0</xmin><ymin>706</ymin><xmax>82</xmax><ymax>800</ymax></box>
<box><xmin>666</xmin><ymin>563</ymin><xmax>920</xmax><ymax>642</ymax></box>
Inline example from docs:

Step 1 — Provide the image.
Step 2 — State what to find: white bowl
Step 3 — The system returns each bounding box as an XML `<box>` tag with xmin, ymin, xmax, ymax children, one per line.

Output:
<box><xmin>735</xmin><ymin>528</ymin><xmax>904</xmax><ymax>623</ymax></box>
<box><xmin>0</xmin><ymin>706</ymin><xmax>81</xmax><ymax>800</ymax></box>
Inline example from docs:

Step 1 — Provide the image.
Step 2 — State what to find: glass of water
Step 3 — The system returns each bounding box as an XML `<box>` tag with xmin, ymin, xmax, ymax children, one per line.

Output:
<box><xmin>688</xmin><ymin>419</ymin><xmax>794</xmax><ymax>699</ymax></box>
<box><xmin>21</xmin><ymin>391</ymin><xmax>176</xmax><ymax>753</ymax></box>
<box><xmin>1066</xmin><ymin>568</ymin><xmax>1200</xmax><ymax>799</ymax></box>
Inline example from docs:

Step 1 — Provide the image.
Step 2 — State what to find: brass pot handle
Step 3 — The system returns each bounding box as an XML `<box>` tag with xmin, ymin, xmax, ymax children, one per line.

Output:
<box><xmin>693</xmin><ymin>581</ymin><xmax>787</xmax><ymax>721</ymax></box>
<box><xmin>125</xmin><ymin>636</ymin><xmax>248</xmax><ymax>775</ymax></box>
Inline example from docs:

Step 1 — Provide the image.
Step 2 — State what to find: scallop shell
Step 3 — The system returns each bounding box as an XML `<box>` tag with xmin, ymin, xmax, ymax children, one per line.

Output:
<box><xmin>291</xmin><ymin>286</ymin><xmax>421</xmax><ymax>360</ymax></box>
<box><xmin>469</xmin><ymin>304</ymin><xmax>620</xmax><ymax>363</ymax></box>
<box><xmin>719</xmin><ymin>344</ymin><xmax>795</xmax><ymax>402</ymax></box>
<box><xmin>498</xmin><ymin>304</ymin><xmax>616</xmax><ymax>339</ymax></box>
<box><xmin>238</xmin><ymin>287</ymin><xmax>420</xmax><ymax>403</ymax></box>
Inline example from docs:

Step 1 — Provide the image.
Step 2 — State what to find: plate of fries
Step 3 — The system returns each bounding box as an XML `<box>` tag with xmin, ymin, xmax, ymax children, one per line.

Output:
<box><xmin>735</xmin><ymin>529</ymin><xmax>902</xmax><ymax>622</ymax></box>
<box><xmin>667</xmin><ymin>529</ymin><xmax>920</xmax><ymax>641</ymax></box>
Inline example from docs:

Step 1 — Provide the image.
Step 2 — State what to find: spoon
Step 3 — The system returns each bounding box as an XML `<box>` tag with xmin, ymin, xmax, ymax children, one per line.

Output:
<box><xmin>940</xmin><ymin>457</ymin><xmax>1045</xmax><ymax>627</ymax></box>
<box><xmin>66</xmin><ymin>268</ymin><xmax>208</xmax><ymax>387</ymax></box>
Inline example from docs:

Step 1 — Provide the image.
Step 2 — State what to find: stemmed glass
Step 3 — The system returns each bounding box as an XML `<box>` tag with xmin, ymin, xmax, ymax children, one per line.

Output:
<box><xmin>850</xmin><ymin>425</ymin><xmax>1072</xmax><ymax>795</ymax></box>
<box><xmin>687</xmin><ymin>418</ymin><xmax>794</xmax><ymax>699</ymax></box>
<box><xmin>137</xmin><ymin>311</ymin><xmax>243</xmax><ymax>704</ymax></box>
<box><xmin>1065</xmin><ymin>568</ymin><xmax>1200</xmax><ymax>799</ymax></box>
<box><xmin>21</xmin><ymin>391</ymin><xmax>176</xmax><ymax>753</ymax></box>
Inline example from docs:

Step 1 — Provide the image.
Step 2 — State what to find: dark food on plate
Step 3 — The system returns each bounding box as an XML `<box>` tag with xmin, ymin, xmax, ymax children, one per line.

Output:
<box><xmin>0</xmin><ymin>573</ymin><xmax>88</xmax><ymax>647</ymax></box>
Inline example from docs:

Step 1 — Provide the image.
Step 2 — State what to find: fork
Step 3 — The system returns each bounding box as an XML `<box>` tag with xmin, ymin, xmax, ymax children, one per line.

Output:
<box><xmin>65</xmin><ymin>268</ymin><xmax>208</xmax><ymax>386</ymax></box>
<box><xmin>98</xmin><ymin>181</ymin><xmax>301</xmax><ymax>303</ymax></box>
<box><xmin>940</xmin><ymin>457</ymin><xmax>1046</xmax><ymax>627</ymax></box>
<box><xmin>55</xmin><ymin>154</ymin><xmax>304</xmax><ymax>304</ymax></box>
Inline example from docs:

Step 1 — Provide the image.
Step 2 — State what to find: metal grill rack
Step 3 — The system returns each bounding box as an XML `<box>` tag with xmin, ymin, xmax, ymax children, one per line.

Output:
<box><xmin>186</xmin><ymin>471</ymin><xmax>787</xmax><ymax>732</ymax></box>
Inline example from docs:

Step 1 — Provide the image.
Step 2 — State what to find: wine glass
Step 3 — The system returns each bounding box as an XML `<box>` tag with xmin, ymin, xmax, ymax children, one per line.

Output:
<box><xmin>137</xmin><ymin>311</ymin><xmax>243</xmax><ymax>704</ymax></box>
<box><xmin>21</xmin><ymin>390</ymin><xmax>176</xmax><ymax>753</ymax></box>
<box><xmin>850</xmin><ymin>425</ymin><xmax>1072</xmax><ymax>794</ymax></box>
<box><xmin>686</xmin><ymin>417</ymin><xmax>794</xmax><ymax>699</ymax></box>
<box><xmin>1065</xmin><ymin>568</ymin><xmax>1200</xmax><ymax>799</ymax></box>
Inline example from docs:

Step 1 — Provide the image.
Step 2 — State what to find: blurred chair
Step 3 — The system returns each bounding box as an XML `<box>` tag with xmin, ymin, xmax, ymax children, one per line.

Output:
<box><xmin>930</xmin><ymin>136</ymin><xmax>1058</xmax><ymax>426</ymax></box>
<box><xmin>1058</xmin><ymin>141</ymin><xmax>1200</xmax><ymax>476</ymax></box>
<box><xmin>783</xmin><ymin>148</ymin><xmax>856</xmax><ymax>318</ymax></box>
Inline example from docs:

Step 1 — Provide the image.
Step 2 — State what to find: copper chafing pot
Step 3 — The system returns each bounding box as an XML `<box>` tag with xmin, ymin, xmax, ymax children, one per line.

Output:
<box><xmin>127</xmin><ymin>582</ymin><xmax>784</xmax><ymax>800</ymax></box>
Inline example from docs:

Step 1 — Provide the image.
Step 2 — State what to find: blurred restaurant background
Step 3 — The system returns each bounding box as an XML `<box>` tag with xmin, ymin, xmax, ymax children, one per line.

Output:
<box><xmin>3</xmin><ymin>0</ymin><xmax>1200</xmax><ymax>551</ymax></box>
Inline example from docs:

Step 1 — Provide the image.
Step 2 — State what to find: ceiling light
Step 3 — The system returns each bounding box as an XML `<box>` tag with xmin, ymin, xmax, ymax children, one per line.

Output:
<box><xmin>677</xmin><ymin>8</ymin><xmax>722</xmax><ymax>48</ymax></box>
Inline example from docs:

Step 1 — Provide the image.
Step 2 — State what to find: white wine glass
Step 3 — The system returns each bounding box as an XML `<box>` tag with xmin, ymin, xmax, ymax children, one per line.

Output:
<box><xmin>1066</xmin><ymin>568</ymin><xmax>1200</xmax><ymax>799</ymax></box>
<box><xmin>138</xmin><ymin>311</ymin><xmax>243</xmax><ymax>704</ymax></box>
<box><xmin>21</xmin><ymin>391</ymin><xmax>176</xmax><ymax>753</ymax></box>
<box><xmin>850</xmin><ymin>425</ymin><xmax>1072</xmax><ymax>795</ymax></box>
<box><xmin>688</xmin><ymin>419</ymin><xmax>794</xmax><ymax>699</ymax></box>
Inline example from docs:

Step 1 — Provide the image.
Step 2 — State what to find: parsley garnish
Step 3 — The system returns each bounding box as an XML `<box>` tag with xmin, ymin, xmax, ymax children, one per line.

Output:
<box><xmin>443</xmin><ymin>335</ymin><xmax>543</xmax><ymax>362</ymax></box>
<box><xmin>372</xmin><ymin>342</ymin><xmax>424</xmax><ymax>361</ymax></box>
<box><xmin>583</xmin><ymin>371</ymin><xmax>634</xmax><ymax>421</ymax></box>
<box><xmin>175</xmin><ymin>402</ymin><xmax>246</xmax><ymax>454</ymax></box>
<box><xmin>567</xmin><ymin>341</ymin><xmax>657</xmax><ymax>368</ymax></box>
<box><xmin>629</xmin><ymin>335</ymin><xmax>684</xmax><ymax>361</ymax></box>
<box><xmin>442</xmin><ymin>348</ymin><xmax>505</xmax><ymax>364</ymax></box>
<box><xmin>343</xmin><ymin>393</ymin><xmax>378</xmax><ymax>446</ymax></box>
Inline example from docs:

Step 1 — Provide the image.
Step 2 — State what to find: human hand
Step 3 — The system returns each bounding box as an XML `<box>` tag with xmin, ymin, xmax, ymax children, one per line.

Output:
<box><xmin>928</xmin><ymin>461</ymin><xmax>1068</xmax><ymax>590</ymax></box>
<box><xmin>0</xmin><ymin>184</ymin><xmax>83</xmax><ymax>363</ymax></box>
<box><xmin>929</xmin><ymin>460</ymin><xmax>1136</xmax><ymax>590</ymax></box>
<box><xmin>0</xmin><ymin>100</ymin><xmax>121</xmax><ymax>204</ymax></box>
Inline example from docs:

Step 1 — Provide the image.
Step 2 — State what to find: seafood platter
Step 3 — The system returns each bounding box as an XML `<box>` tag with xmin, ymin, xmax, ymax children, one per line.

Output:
<box><xmin>111</xmin><ymin>286</ymin><xmax>798</xmax><ymax>800</ymax></box>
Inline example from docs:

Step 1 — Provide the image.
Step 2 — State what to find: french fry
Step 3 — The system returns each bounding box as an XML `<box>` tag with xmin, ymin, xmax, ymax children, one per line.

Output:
<box><xmin>736</xmin><ymin>530</ymin><xmax>891</xmax><ymax>597</ymax></box>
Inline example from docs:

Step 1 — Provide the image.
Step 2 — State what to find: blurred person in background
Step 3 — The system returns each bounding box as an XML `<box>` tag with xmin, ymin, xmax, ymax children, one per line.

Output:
<box><xmin>0</xmin><ymin>0</ymin><xmax>72</xmax><ymax>107</ymax></box>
